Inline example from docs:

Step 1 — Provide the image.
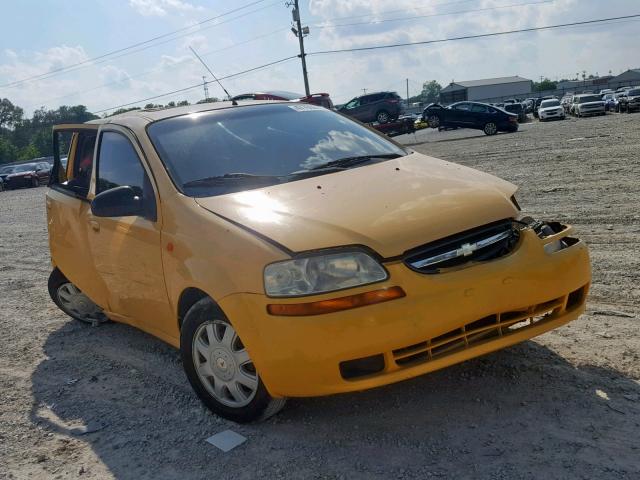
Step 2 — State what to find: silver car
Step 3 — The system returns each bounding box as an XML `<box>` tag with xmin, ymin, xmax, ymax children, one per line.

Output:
<box><xmin>572</xmin><ymin>94</ymin><xmax>606</xmax><ymax>117</ymax></box>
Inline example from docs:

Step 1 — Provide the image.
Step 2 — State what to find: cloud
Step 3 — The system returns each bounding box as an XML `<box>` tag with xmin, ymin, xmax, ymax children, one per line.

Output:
<box><xmin>128</xmin><ymin>0</ymin><xmax>203</xmax><ymax>17</ymax></box>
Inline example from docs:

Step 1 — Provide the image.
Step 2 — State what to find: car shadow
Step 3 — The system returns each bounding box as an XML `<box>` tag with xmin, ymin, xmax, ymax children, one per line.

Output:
<box><xmin>30</xmin><ymin>319</ymin><xmax>640</xmax><ymax>479</ymax></box>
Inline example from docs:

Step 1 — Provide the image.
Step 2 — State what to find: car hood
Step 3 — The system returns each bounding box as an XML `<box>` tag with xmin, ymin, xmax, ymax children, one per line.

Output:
<box><xmin>195</xmin><ymin>152</ymin><xmax>519</xmax><ymax>257</ymax></box>
<box><xmin>580</xmin><ymin>101</ymin><xmax>604</xmax><ymax>106</ymax></box>
<box><xmin>540</xmin><ymin>106</ymin><xmax>562</xmax><ymax>111</ymax></box>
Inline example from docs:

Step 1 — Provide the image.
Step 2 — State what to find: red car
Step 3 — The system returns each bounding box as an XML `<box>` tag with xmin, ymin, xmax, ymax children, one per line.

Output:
<box><xmin>4</xmin><ymin>162</ymin><xmax>51</xmax><ymax>189</ymax></box>
<box><xmin>231</xmin><ymin>91</ymin><xmax>334</xmax><ymax>109</ymax></box>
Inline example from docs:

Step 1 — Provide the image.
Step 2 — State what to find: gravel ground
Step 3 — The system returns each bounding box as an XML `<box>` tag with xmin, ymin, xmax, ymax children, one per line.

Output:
<box><xmin>1</xmin><ymin>113</ymin><xmax>639</xmax><ymax>480</ymax></box>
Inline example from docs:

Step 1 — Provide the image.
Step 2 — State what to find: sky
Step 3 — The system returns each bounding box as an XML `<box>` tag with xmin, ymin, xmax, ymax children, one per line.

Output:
<box><xmin>0</xmin><ymin>0</ymin><xmax>638</xmax><ymax>116</ymax></box>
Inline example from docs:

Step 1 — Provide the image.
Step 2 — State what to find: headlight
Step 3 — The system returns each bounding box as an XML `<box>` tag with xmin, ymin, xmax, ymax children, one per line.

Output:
<box><xmin>264</xmin><ymin>250</ymin><xmax>388</xmax><ymax>297</ymax></box>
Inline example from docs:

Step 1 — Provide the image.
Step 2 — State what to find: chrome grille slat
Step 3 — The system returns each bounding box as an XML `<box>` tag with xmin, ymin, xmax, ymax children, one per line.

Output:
<box><xmin>403</xmin><ymin>220</ymin><xmax>519</xmax><ymax>274</ymax></box>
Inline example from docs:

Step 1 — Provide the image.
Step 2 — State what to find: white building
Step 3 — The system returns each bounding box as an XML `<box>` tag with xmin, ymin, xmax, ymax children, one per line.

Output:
<box><xmin>440</xmin><ymin>76</ymin><xmax>532</xmax><ymax>103</ymax></box>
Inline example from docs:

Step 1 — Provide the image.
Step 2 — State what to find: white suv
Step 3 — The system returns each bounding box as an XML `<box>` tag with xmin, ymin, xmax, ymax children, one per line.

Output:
<box><xmin>538</xmin><ymin>99</ymin><xmax>565</xmax><ymax>121</ymax></box>
<box><xmin>572</xmin><ymin>94</ymin><xmax>606</xmax><ymax>117</ymax></box>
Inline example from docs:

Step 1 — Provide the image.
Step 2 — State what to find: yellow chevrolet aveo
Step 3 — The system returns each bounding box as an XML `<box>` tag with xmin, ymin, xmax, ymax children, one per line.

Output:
<box><xmin>46</xmin><ymin>101</ymin><xmax>590</xmax><ymax>422</ymax></box>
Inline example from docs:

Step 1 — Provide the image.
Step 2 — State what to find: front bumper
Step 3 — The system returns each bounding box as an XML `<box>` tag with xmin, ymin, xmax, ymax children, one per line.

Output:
<box><xmin>6</xmin><ymin>175</ymin><xmax>36</xmax><ymax>189</ymax></box>
<box><xmin>540</xmin><ymin>110</ymin><xmax>564</xmax><ymax>119</ymax></box>
<box><xmin>219</xmin><ymin>225</ymin><xmax>590</xmax><ymax>398</ymax></box>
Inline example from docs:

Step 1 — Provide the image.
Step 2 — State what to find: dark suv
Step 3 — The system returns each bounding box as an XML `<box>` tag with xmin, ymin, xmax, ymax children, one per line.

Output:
<box><xmin>338</xmin><ymin>91</ymin><xmax>405</xmax><ymax>124</ymax></box>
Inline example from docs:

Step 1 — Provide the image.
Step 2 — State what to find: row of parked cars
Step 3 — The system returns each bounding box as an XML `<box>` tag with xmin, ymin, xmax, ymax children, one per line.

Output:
<box><xmin>0</xmin><ymin>161</ymin><xmax>52</xmax><ymax>191</ymax></box>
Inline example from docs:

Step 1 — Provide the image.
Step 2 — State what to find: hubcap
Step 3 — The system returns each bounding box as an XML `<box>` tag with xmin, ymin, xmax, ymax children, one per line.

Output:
<box><xmin>378</xmin><ymin>112</ymin><xmax>389</xmax><ymax>123</ymax></box>
<box><xmin>486</xmin><ymin>123</ymin><xmax>497</xmax><ymax>134</ymax></box>
<box><xmin>193</xmin><ymin>320</ymin><xmax>258</xmax><ymax>408</ymax></box>
<box><xmin>57</xmin><ymin>283</ymin><xmax>104</xmax><ymax>322</ymax></box>
<box><xmin>428</xmin><ymin>115</ymin><xmax>440</xmax><ymax>128</ymax></box>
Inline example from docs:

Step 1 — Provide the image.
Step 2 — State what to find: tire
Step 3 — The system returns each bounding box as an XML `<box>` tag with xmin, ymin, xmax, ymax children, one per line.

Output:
<box><xmin>375</xmin><ymin>110</ymin><xmax>390</xmax><ymax>124</ymax></box>
<box><xmin>48</xmin><ymin>268</ymin><xmax>108</xmax><ymax>324</ymax></box>
<box><xmin>31</xmin><ymin>177</ymin><xmax>39</xmax><ymax>188</ymax></box>
<box><xmin>180</xmin><ymin>297</ymin><xmax>286</xmax><ymax>423</ymax></box>
<box><xmin>427</xmin><ymin>114</ymin><xmax>440</xmax><ymax>128</ymax></box>
<box><xmin>483</xmin><ymin>122</ymin><xmax>498</xmax><ymax>135</ymax></box>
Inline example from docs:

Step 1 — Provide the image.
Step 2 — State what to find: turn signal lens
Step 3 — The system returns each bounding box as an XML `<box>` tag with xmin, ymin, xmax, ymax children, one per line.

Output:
<box><xmin>267</xmin><ymin>286</ymin><xmax>406</xmax><ymax>316</ymax></box>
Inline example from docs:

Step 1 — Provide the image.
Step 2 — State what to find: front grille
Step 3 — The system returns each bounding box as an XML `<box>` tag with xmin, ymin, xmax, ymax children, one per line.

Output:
<box><xmin>391</xmin><ymin>285</ymin><xmax>588</xmax><ymax>368</ymax></box>
<box><xmin>404</xmin><ymin>220</ymin><xmax>519</xmax><ymax>274</ymax></box>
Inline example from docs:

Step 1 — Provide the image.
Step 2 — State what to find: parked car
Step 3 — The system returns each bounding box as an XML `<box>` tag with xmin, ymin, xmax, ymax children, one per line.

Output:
<box><xmin>338</xmin><ymin>91</ymin><xmax>405</xmax><ymax>124</ymax></box>
<box><xmin>46</xmin><ymin>101</ymin><xmax>590</xmax><ymax>422</ymax></box>
<box><xmin>523</xmin><ymin>98</ymin><xmax>537</xmax><ymax>113</ymax></box>
<box><xmin>612</xmin><ymin>92</ymin><xmax>626</xmax><ymax>112</ymax></box>
<box><xmin>503</xmin><ymin>99</ymin><xmax>516</xmax><ymax>105</ymax></box>
<box><xmin>538</xmin><ymin>99</ymin><xmax>565</xmax><ymax>121</ymax></box>
<box><xmin>616</xmin><ymin>86</ymin><xmax>633</xmax><ymax>93</ymax></box>
<box><xmin>601</xmin><ymin>93</ymin><xmax>616</xmax><ymax>111</ymax></box>
<box><xmin>502</xmin><ymin>102</ymin><xmax>526</xmax><ymax>122</ymax></box>
<box><xmin>0</xmin><ymin>165</ymin><xmax>16</xmax><ymax>183</ymax></box>
<box><xmin>4</xmin><ymin>162</ymin><xmax>50</xmax><ymax>189</ymax></box>
<box><xmin>618</xmin><ymin>88</ymin><xmax>640</xmax><ymax>113</ymax></box>
<box><xmin>230</xmin><ymin>91</ymin><xmax>334</xmax><ymax>109</ymax></box>
<box><xmin>423</xmin><ymin>102</ymin><xmax>518</xmax><ymax>135</ymax></box>
<box><xmin>599</xmin><ymin>89</ymin><xmax>614</xmax><ymax>95</ymax></box>
<box><xmin>0</xmin><ymin>176</ymin><xmax>4</xmax><ymax>192</ymax></box>
<box><xmin>561</xmin><ymin>95</ymin><xmax>573</xmax><ymax>113</ymax></box>
<box><xmin>533</xmin><ymin>96</ymin><xmax>557</xmax><ymax>118</ymax></box>
<box><xmin>572</xmin><ymin>94</ymin><xmax>606</xmax><ymax>117</ymax></box>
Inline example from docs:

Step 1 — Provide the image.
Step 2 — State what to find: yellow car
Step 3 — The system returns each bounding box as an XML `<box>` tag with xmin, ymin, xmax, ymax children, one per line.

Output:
<box><xmin>46</xmin><ymin>101</ymin><xmax>590</xmax><ymax>422</ymax></box>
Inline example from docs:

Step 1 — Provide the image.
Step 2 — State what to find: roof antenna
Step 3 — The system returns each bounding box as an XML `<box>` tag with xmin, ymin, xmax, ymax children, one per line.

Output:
<box><xmin>189</xmin><ymin>46</ymin><xmax>237</xmax><ymax>106</ymax></box>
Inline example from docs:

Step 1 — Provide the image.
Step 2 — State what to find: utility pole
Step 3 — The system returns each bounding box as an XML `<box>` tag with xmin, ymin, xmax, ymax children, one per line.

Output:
<box><xmin>290</xmin><ymin>0</ymin><xmax>310</xmax><ymax>96</ymax></box>
<box><xmin>202</xmin><ymin>76</ymin><xmax>209</xmax><ymax>101</ymax></box>
<box><xmin>406</xmin><ymin>78</ymin><xmax>409</xmax><ymax>104</ymax></box>
<box><xmin>362</xmin><ymin>88</ymin><xmax>367</xmax><ymax>95</ymax></box>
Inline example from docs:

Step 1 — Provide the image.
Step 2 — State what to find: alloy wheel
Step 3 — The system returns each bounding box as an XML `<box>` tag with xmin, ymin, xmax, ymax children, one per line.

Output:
<box><xmin>428</xmin><ymin>115</ymin><xmax>440</xmax><ymax>128</ymax></box>
<box><xmin>484</xmin><ymin>122</ymin><xmax>497</xmax><ymax>135</ymax></box>
<box><xmin>192</xmin><ymin>320</ymin><xmax>258</xmax><ymax>408</ymax></box>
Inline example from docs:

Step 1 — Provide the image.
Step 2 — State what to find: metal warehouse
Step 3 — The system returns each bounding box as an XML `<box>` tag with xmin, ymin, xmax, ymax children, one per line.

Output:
<box><xmin>440</xmin><ymin>76</ymin><xmax>533</xmax><ymax>103</ymax></box>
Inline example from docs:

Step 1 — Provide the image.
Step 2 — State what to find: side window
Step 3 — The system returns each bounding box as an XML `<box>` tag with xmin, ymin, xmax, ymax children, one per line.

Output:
<box><xmin>97</xmin><ymin>131</ymin><xmax>156</xmax><ymax>220</ymax></box>
<box><xmin>471</xmin><ymin>104</ymin><xmax>488</xmax><ymax>113</ymax></box>
<box><xmin>454</xmin><ymin>103</ymin><xmax>471</xmax><ymax>111</ymax></box>
<box><xmin>53</xmin><ymin>131</ymin><xmax>96</xmax><ymax>198</ymax></box>
<box><xmin>345</xmin><ymin>98</ymin><xmax>360</xmax><ymax>109</ymax></box>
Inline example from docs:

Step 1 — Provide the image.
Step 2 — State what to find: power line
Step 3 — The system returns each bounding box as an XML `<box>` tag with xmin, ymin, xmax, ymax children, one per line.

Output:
<box><xmin>0</xmin><ymin>0</ymin><xmax>277</xmax><ymax>89</ymax></box>
<box><xmin>91</xmin><ymin>55</ymin><xmax>298</xmax><ymax>114</ymax></box>
<box><xmin>307</xmin><ymin>14</ymin><xmax>640</xmax><ymax>55</ymax></box>
<box><xmin>312</xmin><ymin>0</ymin><xmax>554</xmax><ymax>29</ymax></box>
<box><xmin>22</xmin><ymin>27</ymin><xmax>290</xmax><ymax>110</ymax></box>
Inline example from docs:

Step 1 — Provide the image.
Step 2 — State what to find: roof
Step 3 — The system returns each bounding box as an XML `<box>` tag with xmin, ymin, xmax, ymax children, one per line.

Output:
<box><xmin>86</xmin><ymin>100</ymin><xmax>283</xmax><ymax>126</ymax></box>
<box><xmin>443</xmin><ymin>76</ymin><xmax>531</xmax><ymax>91</ymax></box>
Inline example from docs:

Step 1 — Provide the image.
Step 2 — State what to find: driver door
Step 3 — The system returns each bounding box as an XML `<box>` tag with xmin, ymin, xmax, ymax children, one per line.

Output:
<box><xmin>85</xmin><ymin>126</ymin><xmax>173</xmax><ymax>335</ymax></box>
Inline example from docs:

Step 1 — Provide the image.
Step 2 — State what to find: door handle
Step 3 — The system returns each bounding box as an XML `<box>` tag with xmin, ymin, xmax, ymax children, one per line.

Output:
<box><xmin>88</xmin><ymin>219</ymin><xmax>100</xmax><ymax>232</ymax></box>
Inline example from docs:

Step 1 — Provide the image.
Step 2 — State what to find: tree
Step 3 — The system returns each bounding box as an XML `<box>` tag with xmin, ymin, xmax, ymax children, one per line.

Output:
<box><xmin>0</xmin><ymin>135</ymin><xmax>18</xmax><ymax>164</ymax></box>
<box><xmin>421</xmin><ymin>80</ymin><xmax>442</xmax><ymax>103</ymax></box>
<box><xmin>0</xmin><ymin>98</ymin><xmax>24</xmax><ymax>129</ymax></box>
<box><xmin>533</xmin><ymin>78</ymin><xmax>557</xmax><ymax>92</ymax></box>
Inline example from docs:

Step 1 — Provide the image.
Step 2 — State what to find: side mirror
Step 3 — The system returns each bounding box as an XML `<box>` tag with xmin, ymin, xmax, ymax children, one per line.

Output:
<box><xmin>91</xmin><ymin>186</ymin><xmax>144</xmax><ymax>218</ymax></box>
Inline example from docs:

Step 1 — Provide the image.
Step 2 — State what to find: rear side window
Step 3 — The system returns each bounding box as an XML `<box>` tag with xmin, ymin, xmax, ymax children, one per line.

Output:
<box><xmin>471</xmin><ymin>104</ymin><xmax>488</xmax><ymax>113</ymax></box>
<box><xmin>97</xmin><ymin>131</ymin><xmax>156</xmax><ymax>220</ymax></box>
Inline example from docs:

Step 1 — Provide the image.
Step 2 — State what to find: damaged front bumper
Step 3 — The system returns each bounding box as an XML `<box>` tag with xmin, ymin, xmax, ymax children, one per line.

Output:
<box><xmin>218</xmin><ymin>218</ymin><xmax>591</xmax><ymax>398</ymax></box>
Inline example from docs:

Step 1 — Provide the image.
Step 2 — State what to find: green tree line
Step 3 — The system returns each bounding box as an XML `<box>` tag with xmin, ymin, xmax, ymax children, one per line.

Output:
<box><xmin>0</xmin><ymin>97</ymin><xmax>218</xmax><ymax>165</ymax></box>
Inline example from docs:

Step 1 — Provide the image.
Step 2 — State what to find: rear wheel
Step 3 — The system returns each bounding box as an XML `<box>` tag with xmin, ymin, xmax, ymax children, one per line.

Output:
<box><xmin>483</xmin><ymin>122</ymin><xmax>498</xmax><ymax>135</ymax></box>
<box><xmin>48</xmin><ymin>268</ymin><xmax>108</xmax><ymax>324</ymax></box>
<box><xmin>376</xmin><ymin>110</ymin><xmax>390</xmax><ymax>124</ymax></box>
<box><xmin>181</xmin><ymin>297</ymin><xmax>286</xmax><ymax>423</ymax></box>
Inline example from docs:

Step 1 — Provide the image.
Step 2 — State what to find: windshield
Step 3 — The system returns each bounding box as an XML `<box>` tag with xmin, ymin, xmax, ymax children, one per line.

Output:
<box><xmin>540</xmin><ymin>100</ymin><xmax>560</xmax><ymax>108</ymax></box>
<box><xmin>628</xmin><ymin>89</ymin><xmax>640</xmax><ymax>96</ymax></box>
<box><xmin>13</xmin><ymin>164</ymin><xmax>37</xmax><ymax>173</ymax></box>
<box><xmin>147</xmin><ymin>104</ymin><xmax>406</xmax><ymax>197</ymax></box>
<box><xmin>0</xmin><ymin>166</ymin><xmax>15</xmax><ymax>174</ymax></box>
<box><xmin>578</xmin><ymin>95</ymin><xmax>602</xmax><ymax>103</ymax></box>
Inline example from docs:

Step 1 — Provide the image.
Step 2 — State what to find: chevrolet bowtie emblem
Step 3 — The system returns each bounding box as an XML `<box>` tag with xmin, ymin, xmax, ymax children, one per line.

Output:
<box><xmin>458</xmin><ymin>242</ymin><xmax>477</xmax><ymax>257</ymax></box>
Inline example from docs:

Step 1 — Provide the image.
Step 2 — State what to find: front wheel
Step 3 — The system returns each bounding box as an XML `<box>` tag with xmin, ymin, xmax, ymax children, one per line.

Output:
<box><xmin>181</xmin><ymin>297</ymin><xmax>286</xmax><ymax>423</ymax></box>
<box><xmin>426</xmin><ymin>114</ymin><xmax>440</xmax><ymax>128</ymax></box>
<box><xmin>483</xmin><ymin>122</ymin><xmax>498</xmax><ymax>135</ymax></box>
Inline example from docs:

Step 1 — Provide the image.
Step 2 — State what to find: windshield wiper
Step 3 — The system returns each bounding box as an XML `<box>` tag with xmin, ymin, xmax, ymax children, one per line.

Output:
<box><xmin>183</xmin><ymin>173</ymin><xmax>283</xmax><ymax>188</ymax></box>
<box><xmin>307</xmin><ymin>153</ymin><xmax>404</xmax><ymax>171</ymax></box>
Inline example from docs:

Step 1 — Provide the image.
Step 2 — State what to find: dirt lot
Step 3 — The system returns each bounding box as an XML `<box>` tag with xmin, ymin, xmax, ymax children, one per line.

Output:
<box><xmin>1</xmin><ymin>113</ymin><xmax>639</xmax><ymax>480</ymax></box>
